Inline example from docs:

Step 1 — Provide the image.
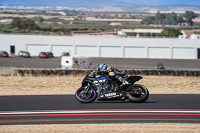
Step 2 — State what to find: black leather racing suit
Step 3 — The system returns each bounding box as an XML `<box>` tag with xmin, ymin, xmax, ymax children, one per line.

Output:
<box><xmin>99</xmin><ymin>66</ymin><xmax>128</xmax><ymax>85</ymax></box>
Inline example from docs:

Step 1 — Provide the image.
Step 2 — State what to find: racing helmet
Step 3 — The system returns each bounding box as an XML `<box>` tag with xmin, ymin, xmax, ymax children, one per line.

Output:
<box><xmin>98</xmin><ymin>63</ymin><xmax>108</xmax><ymax>72</ymax></box>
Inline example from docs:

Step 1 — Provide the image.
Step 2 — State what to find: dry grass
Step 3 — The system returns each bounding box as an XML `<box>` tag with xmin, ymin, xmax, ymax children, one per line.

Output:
<box><xmin>0</xmin><ymin>75</ymin><xmax>200</xmax><ymax>95</ymax></box>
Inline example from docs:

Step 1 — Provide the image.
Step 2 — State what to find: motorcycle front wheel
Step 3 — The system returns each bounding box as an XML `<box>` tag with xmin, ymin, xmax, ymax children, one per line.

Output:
<box><xmin>127</xmin><ymin>84</ymin><xmax>149</xmax><ymax>103</ymax></box>
<box><xmin>75</xmin><ymin>86</ymin><xmax>97</xmax><ymax>103</ymax></box>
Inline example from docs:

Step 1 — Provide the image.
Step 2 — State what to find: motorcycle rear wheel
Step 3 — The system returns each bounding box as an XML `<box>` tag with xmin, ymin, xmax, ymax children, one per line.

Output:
<box><xmin>127</xmin><ymin>84</ymin><xmax>149</xmax><ymax>103</ymax></box>
<box><xmin>75</xmin><ymin>86</ymin><xmax>97</xmax><ymax>103</ymax></box>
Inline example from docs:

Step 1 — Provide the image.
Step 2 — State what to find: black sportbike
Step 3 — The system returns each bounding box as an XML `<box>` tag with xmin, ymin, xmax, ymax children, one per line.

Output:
<box><xmin>75</xmin><ymin>71</ymin><xmax>149</xmax><ymax>103</ymax></box>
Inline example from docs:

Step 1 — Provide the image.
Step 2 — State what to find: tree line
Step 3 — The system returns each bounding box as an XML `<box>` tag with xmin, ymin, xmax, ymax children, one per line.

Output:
<box><xmin>10</xmin><ymin>17</ymin><xmax>39</xmax><ymax>33</ymax></box>
<box><xmin>142</xmin><ymin>11</ymin><xmax>198</xmax><ymax>26</ymax></box>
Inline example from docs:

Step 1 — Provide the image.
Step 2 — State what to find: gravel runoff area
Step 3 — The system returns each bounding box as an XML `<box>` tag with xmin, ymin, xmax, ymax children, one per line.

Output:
<box><xmin>0</xmin><ymin>123</ymin><xmax>200</xmax><ymax>133</ymax></box>
<box><xmin>0</xmin><ymin>75</ymin><xmax>200</xmax><ymax>95</ymax></box>
<box><xmin>0</xmin><ymin>75</ymin><xmax>200</xmax><ymax>133</ymax></box>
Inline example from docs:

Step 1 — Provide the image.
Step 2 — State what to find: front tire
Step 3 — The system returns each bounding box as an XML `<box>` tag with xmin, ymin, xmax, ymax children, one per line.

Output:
<box><xmin>75</xmin><ymin>86</ymin><xmax>97</xmax><ymax>103</ymax></box>
<box><xmin>127</xmin><ymin>84</ymin><xmax>149</xmax><ymax>103</ymax></box>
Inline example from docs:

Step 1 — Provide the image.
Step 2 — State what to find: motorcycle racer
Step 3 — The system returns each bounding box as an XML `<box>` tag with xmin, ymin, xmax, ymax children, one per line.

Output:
<box><xmin>76</xmin><ymin>64</ymin><xmax>149</xmax><ymax>103</ymax></box>
<box><xmin>96</xmin><ymin>63</ymin><xmax>129</xmax><ymax>91</ymax></box>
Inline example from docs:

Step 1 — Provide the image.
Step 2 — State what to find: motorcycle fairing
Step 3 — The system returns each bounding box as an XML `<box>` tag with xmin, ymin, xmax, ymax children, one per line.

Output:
<box><xmin>97</xmin><ymin>89</ymin><xmax>126</xmax><ymax>100</ymax></box>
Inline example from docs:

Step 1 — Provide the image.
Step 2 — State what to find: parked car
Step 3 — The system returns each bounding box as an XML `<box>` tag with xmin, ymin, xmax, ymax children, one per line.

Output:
<box><xmin>22</xmin><ymin>52</ymin><xmax>31</xmax><ymax>58</ymax></box>
<box><xmin>18</xmin><ymin>51</ymin><xmax>26</xmax><ymax>57</ymax></box>
<box><xmin>61</xmin><ymin>52</ymin><xmax>70</xmax><ymax>56</ymax></box>
<box><xmin>46</xmin><ymin>52</ymin><xmax>54</xmax><ymax>58</ymax></box>
<box><xmin>39</xmin><ymin>52</ymin><xmax>49</xmax><ymax>58</ymax></box>
<box><xmin>0</xmin><ymin>51</ymin><xmax>9</xmax><ymax>57</ymax></box>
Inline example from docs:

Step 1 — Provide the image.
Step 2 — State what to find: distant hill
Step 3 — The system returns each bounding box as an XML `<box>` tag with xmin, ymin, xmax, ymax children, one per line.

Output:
<box><xmin>0</xmin><ymin>0</ymin><xmax>130</xmax><ymax>8</ymax></box>
<box><xmin>0</xmin><ymin>0</ymin><xmax>200</xmax><ymax>12</ymax></box>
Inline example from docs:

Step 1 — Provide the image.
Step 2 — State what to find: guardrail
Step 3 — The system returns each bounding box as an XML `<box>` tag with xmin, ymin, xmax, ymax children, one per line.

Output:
<box><xmin>13</xmin><ymin>68</ymin><xmax>200</xmax><ymax>77</ymax></box>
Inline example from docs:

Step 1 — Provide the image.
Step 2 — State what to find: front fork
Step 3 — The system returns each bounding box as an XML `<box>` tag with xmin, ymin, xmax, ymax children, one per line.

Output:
<box><xmin>83</xmin><ymin>82</ymin><xmax>96</xmax><ymax>94</ymax></box>
<box><xmin>84</xmin><ymin>86</ymin><xmax>90</xmax><ymax>94</ymax></box>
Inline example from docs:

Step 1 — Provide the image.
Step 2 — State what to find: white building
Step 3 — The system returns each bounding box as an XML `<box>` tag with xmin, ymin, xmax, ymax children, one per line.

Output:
<box><xmin>58</xmin><ymin>12</ymin><xmax>66</xmax><ymax>16</ymax></box>
<box><xmin>0</xmin><ymin>34</ymin><xmax>200</xmax><ymax>59</ymax></box>
<box><xmin>109</xmin><ymin>22</ymin><xmax>122</xmax><ymax>26</ymax></box>
<box><xmin>0</xmin><ymin>19</ymin><xmax>12</xmax><ymax>24</ymax></box>
<box><xmin>116</xmin><ymin>29</ymin><xmax>163</xmax><ymax>37</ymax></box>
<box><xmin>191</xmin><ymin>34</ymin><xmax>200</xmax><ymax>39</ymax></box>
<box><xmin>179</xmin><ymin>30</ymin><xmax>200</xmax><ymax>39</ymax></box>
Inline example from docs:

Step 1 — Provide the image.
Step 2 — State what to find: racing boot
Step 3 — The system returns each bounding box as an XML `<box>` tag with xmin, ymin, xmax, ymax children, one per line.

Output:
<box><xmin>119</xmin><ymin>79</ymin><xmax>129</xmax><ymax>91</ymax></box>
<box><xmin>113</xmin><ymin>76</ymin><xmax>129</xmax><ymax>91</ymax></box>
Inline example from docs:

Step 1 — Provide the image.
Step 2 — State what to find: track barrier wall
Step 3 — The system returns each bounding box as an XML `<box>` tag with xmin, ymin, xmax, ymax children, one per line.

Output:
<box><xmin>12</xmin><ymin>69</ymin><xmax>200</xmax><ymax>77</ymax></box>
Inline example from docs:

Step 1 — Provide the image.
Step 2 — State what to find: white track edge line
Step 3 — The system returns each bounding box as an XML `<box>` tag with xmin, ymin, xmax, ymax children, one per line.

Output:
<box><xmin>1</xmin><ymin>110</ymin><xmax>200</xmax><ymax>115</ymax></box>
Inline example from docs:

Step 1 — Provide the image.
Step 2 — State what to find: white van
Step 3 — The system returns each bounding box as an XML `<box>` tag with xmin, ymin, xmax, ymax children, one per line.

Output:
<box><xmin>61</xmin><ymin>55</ymin><xmax>94</xmax><ymax>69</ymax></box>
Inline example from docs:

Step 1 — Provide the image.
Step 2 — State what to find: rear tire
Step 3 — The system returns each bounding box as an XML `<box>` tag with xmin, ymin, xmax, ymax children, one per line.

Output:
<box><xmin>75</xmin><ymin>86</ymin><xmax>97</xmax><ymax>103</ymax></box>
<box><xmin>127</xmin><ymin>84</ymin><xmax>149</xmax><ymax>103</ymax></box>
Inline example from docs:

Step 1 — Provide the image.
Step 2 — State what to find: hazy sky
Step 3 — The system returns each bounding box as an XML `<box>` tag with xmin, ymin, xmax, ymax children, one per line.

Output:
<box><xmin>114</xmin><ymin>0</ymin><xmax>200</xmax><ymax>6</ymax></box>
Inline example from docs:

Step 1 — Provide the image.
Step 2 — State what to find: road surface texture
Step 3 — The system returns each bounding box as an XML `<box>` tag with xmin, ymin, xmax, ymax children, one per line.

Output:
<box><xmin>0</xmin><ymin>94</ymin><xmax>199</xmax><ymax>124</ymax></box>
<box><xmin>0</xmin><ymin>56</ymin><xmax>200</xmax><ymax>70</ymax></box>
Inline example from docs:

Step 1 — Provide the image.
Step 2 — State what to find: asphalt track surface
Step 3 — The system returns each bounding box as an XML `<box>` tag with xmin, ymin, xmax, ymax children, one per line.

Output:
<box><xmin>1</xmin><ymin>56</ymin><xmax>200</xmax><ymax>70</ymax></box>
<box><xmin>0</xmin><ymin>94</ymin><xmax>200</xmax><ymax>124</ymax></box>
